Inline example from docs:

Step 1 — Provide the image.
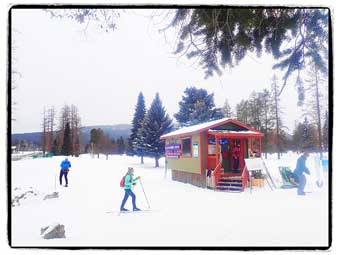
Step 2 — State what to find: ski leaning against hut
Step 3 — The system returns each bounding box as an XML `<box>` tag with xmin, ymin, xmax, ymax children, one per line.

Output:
<box><xmin>120</xmin><ymin>167</ymin><xmax>141</xmax><ymax>212</ymax></box>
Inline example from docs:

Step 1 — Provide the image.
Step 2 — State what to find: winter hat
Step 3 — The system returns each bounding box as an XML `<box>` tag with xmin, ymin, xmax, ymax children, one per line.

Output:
<box><xmin>128</xmin><ymin>167</ymin><xmax>134</xmax><ymax>174</ymax></box>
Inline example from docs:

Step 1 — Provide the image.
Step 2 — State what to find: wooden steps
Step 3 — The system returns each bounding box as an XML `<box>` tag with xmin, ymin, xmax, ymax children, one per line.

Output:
<box><xmin>216</xmin><ymin>175</ymin><xmax>243</xmax><ymax>192</ymax></box>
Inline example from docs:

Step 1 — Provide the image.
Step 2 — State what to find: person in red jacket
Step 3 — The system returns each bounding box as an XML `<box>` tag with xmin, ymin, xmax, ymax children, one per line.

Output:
<box><xmin>232</xmin><ymin>144</ymin><xmax>241</xmax><ymax>172</ymax></box>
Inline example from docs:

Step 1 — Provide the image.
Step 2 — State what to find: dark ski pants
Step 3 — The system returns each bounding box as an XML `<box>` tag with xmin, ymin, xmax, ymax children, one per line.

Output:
<box><xmin>120</xmin><ymin>189</ymin><xmax>137</xmax><ymax>210</ymax></box>
<box><xmin>59</xmin><ymin>169</ymin><xmax>69</xmax><ymax>186</ymax></box>
<box><xmin>233</xmin><ymin>158</ymin><xmax>240</xmax><ymax>170</ymax></box>
<box><xmin>297</xmin><ymin>174</ymin><xmax>306</xmax><ymax>195</ymax></box>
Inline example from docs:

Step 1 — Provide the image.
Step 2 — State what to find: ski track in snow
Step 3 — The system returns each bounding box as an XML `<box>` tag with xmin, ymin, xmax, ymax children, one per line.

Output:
<box><xmin>10</xmin><ymin>153</ymin><xmax>329</xmax><ymax>247</ymax></box>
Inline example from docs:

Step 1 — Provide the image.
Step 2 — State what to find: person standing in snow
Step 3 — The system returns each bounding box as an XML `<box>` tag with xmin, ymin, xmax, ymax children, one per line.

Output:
<box><xmin>120</xmin><ymin>167</ymin><xmax>141</xmax><ymax>212</ymax></box>
<box><xmin>293</xmin><ymin>150</ymin><xmax>310</xmax><ymax>195</ymax></box>
<box><xmin>60</xmin><ymin>157</ymin><xmax>71</xmax><ymax>187</ymax></box>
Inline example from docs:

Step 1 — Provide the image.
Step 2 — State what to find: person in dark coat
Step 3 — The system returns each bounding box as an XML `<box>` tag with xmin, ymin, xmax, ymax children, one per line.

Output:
<box><xmin>293</xmin><ymin>150</ymin><xmax>310</xmax><ymax>195</ymax></box>
<box><xmin>232</xmin><ymin>144</ymin><xmax>241</xmax><ymax>172</ymax></box>
<box><xmin>60</xmin><ymin>157</ymin><xmax>71</xmax><ymax>187</ymax></box>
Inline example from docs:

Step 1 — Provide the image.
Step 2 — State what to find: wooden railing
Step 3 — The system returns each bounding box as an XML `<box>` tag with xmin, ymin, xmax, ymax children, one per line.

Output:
<box><xmin>241</xmin><ymin>166</ymin><xmax>249</xmax><ymax>191</ymax></box>
<box><xmin>212</xmin><ymin>161</ymin><xmax>222</xmax><ymax>189</ymax></box>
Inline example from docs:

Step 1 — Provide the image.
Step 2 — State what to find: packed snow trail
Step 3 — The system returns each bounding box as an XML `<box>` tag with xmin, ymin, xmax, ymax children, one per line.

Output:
<box><xmin>11</xmin><ymin>154</ymin><xmax>329</xmax><ymax>247</ymax></box>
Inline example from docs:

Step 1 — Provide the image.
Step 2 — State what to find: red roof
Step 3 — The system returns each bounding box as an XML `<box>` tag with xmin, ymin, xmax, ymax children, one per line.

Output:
<box><xmin>160</xmin><ymin>118</ymin><xmax>263</xmax><ymax>139</ymax></box>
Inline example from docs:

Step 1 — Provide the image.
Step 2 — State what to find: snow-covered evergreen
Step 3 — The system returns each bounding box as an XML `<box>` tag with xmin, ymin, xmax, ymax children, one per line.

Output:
<box><xmin>174</xmin><ymin>87</ymin><xmax>223</xmax><ymax>126</ymax></box>
<box><xmin>139</xmin><ymin>93</ymin><xmax>173</xmax><ymax>167</ymax></box>
<box><xmin>128</xmin><ymin>92</ymin><xmax>146</xmax><ymax>161</ymax></box>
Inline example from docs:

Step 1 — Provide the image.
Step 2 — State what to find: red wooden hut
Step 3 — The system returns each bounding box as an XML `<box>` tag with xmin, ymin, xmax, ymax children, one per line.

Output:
<box><xmin>160</xmin><ymin>118</ymin><xmax>264</xmax><ymax>192</ymax></box>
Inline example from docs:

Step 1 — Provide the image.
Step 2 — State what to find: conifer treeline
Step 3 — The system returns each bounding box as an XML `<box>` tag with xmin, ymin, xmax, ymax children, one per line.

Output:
<box><xmin>40</xmin><ymin>76</ymin><xmax>328</xmax><ymax>161</ymax></box>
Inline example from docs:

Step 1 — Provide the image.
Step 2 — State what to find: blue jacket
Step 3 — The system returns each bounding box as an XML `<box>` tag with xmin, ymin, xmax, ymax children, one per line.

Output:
<box><xmin>293</xmin><ymin>155</ymin><xmax>310</xmax><ymax>177</ymax></box>
<box><xmin>60</xmin><ymin>159</ymin><xmax>71</xmax><ymax>170</ymax></box>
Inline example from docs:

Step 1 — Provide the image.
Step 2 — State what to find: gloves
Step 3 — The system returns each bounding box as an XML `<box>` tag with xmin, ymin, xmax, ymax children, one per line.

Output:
<box><xmin>136</xmin><ymin>176</ymin><xmax>141</xmax><ymax>180</ymax></box>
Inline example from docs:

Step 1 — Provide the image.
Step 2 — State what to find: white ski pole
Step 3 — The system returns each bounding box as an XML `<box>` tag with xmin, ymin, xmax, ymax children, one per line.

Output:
<box><xmin>139</xmin><ymin>179</ymin><xmax>150</xmax><ymax>209</ymax></box>
<box><xmin>54</xmin><ymin>172</ymin><xmax>57</xmax><ymax>191</ymax></box>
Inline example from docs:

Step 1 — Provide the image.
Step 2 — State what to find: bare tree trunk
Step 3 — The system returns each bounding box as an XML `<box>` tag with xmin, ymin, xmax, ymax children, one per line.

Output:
<box><xmin>314</xmin><ymin>66</ymin><xmax>323</xmax><ymax>160</ymax></box>
<box><xmin>273</xmin><ymin>76</ymin><xmax>280</xmax><ymax>160</ymax></box>
<box><xmin>48</xmin><ymin>108</ymin><xmax>53</xmax><ymax>153</ymax></box>
<box><xmin>42</xmin><ymin>108</ymin><xmax>47</xmax><ymax>156</ymax></box>
<box><xmin>264</xmin><ymin>98</ymin><xmax>268</xmax><ymax>159</ymax></box>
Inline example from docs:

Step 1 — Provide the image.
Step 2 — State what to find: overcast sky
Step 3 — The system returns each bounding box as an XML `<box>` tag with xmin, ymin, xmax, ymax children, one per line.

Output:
<box><xmin>11</xmin><ymin>8</ymin><xmax>317</xmax><ymax>134</ymax></box>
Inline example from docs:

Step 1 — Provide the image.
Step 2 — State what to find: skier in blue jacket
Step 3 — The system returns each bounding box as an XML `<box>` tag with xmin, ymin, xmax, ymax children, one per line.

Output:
<box><xmin>60</xmin><ymin>157</ymin><xmax>71</xmax><ymax>187</ymax></box>
<box><xmin>293</xmin><ymin>150</ymin><xmax>310</xmax><ymax>195</ymax></box>
<box><xmin>120</xmin><ymin>167</ymin><xmax>141</xmax><ymax>212</ymax></box>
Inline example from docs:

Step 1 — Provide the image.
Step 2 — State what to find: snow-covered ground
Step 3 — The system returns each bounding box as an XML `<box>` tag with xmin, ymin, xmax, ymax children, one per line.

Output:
<box><xmin>10</xmin><ymin>153</ymin><xmax>329</xmax><ymax>247</ymax></box>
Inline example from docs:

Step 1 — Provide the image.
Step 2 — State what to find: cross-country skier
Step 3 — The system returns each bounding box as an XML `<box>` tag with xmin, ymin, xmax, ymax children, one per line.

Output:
<box><xmin>120</xmin><ymin>167</ymin><xmax>141</xmax><ymax>212</ymax></box>
<box><xmin>293</xmin><ymin>149</ymin><xmax>310</xmax><ymax>195</ymax></box>
<box><xmin>60</xmin><ymin>157</ymin><xmax>71</xmax><ymax>187</ymax></box>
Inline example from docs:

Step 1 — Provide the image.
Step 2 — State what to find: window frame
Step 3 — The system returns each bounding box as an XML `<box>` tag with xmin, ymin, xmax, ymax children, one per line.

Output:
<box><xmin>181</xmin><ymin>137</ymin><xmax>192</xmax><ymax>158</ymax></box>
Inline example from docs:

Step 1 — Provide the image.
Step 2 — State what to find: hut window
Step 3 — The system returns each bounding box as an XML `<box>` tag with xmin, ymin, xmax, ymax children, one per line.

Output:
<box><xmin>182</xmin><ymin>138</ymin><xmax>191</xmax><ymax>157</ymax></box>
<box><xmin>208</xmin><ymin>136</ymin><xmax>216</xmax><ymax>156</ymax></box>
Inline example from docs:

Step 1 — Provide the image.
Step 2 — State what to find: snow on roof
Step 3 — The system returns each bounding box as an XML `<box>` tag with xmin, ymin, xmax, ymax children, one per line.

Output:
<box><xmin>208</xmin><ymin>129</ymin><xmax>260</xmax><ymax>134</ymax></box>
<box><xmin>161</xmin><ymin>118</ymin><xmax>232</xmax><ymax>139</ymax></box>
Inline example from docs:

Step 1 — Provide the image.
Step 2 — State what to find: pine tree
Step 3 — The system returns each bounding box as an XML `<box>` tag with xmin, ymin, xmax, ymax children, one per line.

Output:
<box><xmin>61</xmin><ymin>122</ymin><xmax>71</xmax><ymax>156</ymax></box>
<box><xmin>174</xmin><ymin>87</ymin><xmax>223</xmax><ymax>126</ymax></box>
<box><xmin>128</xmin><ymin>92</ymin><xmax>146</xmax><ymax>162</ymax></box>
<box><xmin>236</xmin><ymin>99</ymin><xmax>250</xmax><ymax>125</ymax></box>
<box><xmin>292</xmin><ymin>123</ymin><xmax>304</xmax><ymax>152</ymax></box>
<box><xmin>222</xmin><ymin>99</ymin><xmax>233</xmax><ymax>118</ymax></box>
<box><xmin>302</xmin><ymin>63</ymin><xmax>328</xmax><ymax>159</ymax></box>
<box><xmin>291</xmin><ymin>116</ymin><xmax>318</xmax><ymax>151</ymax></box>
<box><xmin>302</xmin><ymin>117</ymin><xmax>317</xmax><ymax>150</ymax></box>
<box><xmin>140</xmin><ymin>93</ymin><xmax>173</xmax><ymax>167</ymax></box>
<box><xmin>248</xmin><ymin>91</ymin><xmax>262</xmax><ymax>130</ymax></box>
<box><xmin>170</xmin><ymin>9</ymin><xmax>328</xmax><ymax>96</ymax></box>
<box><xmin>258</xmin><ymin>89</ymin><xmax>276</xmax><ymax>158</ymax></box>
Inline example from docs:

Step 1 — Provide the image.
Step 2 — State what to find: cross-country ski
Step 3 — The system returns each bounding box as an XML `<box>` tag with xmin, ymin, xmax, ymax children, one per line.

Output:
<box><xmin>106</xmin><ymin>208</ymin><xmax>156</xmax><ymax>216</ymax></box>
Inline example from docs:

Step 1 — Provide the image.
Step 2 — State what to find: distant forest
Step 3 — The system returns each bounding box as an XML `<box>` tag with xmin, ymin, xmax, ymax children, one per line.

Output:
<box><xmin>11</xmin><ymin>124</ymin><xmax>132</xmax><ymax>152</ymax></box>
